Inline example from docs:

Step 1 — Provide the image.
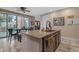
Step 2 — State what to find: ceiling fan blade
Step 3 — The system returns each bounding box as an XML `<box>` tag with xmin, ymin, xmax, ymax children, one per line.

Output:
<box><xmin>16</xmin><ymin>7</ymin><xmax>30</xmax><ymax>13</ymax></box>
<box><xmin>25</xmin><ymin>10</ymin><xmax>30</xmax><ymax>12</ymax></box>
<box><xmin>20</xmin><ymin>7</ymin><xmax>27</xmax><ymax>10</ymax></box>
<box><xmin>16</xmin><ymin>10</ymin><xmax>22</xmax><ymax>11</ymax></box>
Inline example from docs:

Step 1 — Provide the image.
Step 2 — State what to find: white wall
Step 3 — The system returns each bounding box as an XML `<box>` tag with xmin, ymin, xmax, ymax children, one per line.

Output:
<box><xmin>35</xmin><ymin>15</ymin><xmax>41</xmax><ymax>20</ymax></box>
<box><xmin>17</xmin><ymin>15</ymin><xmax>24</xmax><ymax>29</ymax></box>
<box><xmin>35</xmin><ymin>15</ymin><xmax>51</xmax><ymax>29</ymax></box>
<box><xmin>40</xmin><ymin>15</ymin><xmax>49</xmax><ymax>29</ymax></box>
<box><xmin>38</xmin><ymin>7</ymin><xmax>79</xmax><ymax>39</ymax></box>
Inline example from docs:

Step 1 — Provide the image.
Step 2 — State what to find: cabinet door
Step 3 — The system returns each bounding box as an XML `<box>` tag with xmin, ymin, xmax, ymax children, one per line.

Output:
<box><xmin>54</xmin><ymin>33</ymin><xmax>59</xmax><ymax>49</ymax></box>
<box><xmin>54</xmin><ymin>32</ymin><xmax>60</xmax><ymax>49</ymax></box>
<box><xmin>45</xmin><ymin>32</ymin><xmax>61</xmax><ymax>52</ymax></box>
<box><xmin>48</xmin><ymin>36</ymin><xmax>55</xmax><ymax>51</ymax></box>
<box><xmin>45</xmin><ymin>36</ymin><xmax>55</xmax><ymax>52</ymax></box>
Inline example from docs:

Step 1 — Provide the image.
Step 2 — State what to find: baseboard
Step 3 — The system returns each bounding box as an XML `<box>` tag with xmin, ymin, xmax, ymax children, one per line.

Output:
<box><xmin>61</xmin><ymin>36</ymin><xmax>79</xmax><ymax>41</ymax></box>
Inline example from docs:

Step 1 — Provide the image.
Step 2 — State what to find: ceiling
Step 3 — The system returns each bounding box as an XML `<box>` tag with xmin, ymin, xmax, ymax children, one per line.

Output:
<box><xmin>0</xmin><ymin>7</ymin><xmax>66</xmax><ymax>16</ymax></box>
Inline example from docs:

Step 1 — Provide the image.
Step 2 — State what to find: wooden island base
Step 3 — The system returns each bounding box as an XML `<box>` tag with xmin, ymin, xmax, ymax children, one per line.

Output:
<box><xmin>21</xmin><ymin>30</ymin><xmax>61</xmax><ymax>52</ymax></box>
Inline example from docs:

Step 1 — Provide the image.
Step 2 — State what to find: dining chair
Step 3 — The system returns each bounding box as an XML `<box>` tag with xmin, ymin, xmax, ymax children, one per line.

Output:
<box><xmin>8</xmin><ymin>29</ymin><xmax>18</xmax><ymax>43</ymax></box>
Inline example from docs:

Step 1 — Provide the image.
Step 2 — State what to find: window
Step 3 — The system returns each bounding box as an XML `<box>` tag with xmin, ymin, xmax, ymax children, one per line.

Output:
<box><xmin>24</xmin><ymin>17</ymin><xmax>29</xmax><ymax>29</ymax></box>
<box><xmin>0</xmin><ymin>13</ymin><xmax>7</xmax><ymax>38</ymax></box>
<box><xmin>8</xmin><ymin>14</ymin><xmax>17</xmax><ymax>28</ymax></box>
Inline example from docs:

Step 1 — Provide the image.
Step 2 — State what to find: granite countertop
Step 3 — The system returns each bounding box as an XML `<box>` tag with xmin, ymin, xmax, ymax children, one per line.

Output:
<box><xmin>21</xmin><ymin>30</ymin><xmax>58</xmax><ymax>39</ymax></box>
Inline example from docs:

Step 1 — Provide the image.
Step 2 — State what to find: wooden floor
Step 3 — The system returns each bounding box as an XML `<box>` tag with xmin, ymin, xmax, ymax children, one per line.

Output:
<box><xmin>0</xmin><ymin>38</ymin><xmax>22</xmax><ymax>52</ymax></box>
<box><xmin>0</xmin><ymin>37</ymin><xmax>79</xmax><ymax>52</ymax></box>
<box><xmin>56</xmin><ymin>37</ymin><xmax>79</xmax><ymax>52</ymax></box>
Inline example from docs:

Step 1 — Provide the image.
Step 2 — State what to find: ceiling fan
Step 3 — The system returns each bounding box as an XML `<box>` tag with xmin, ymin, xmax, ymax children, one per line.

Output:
<box><xmin>16</xmin><ymin>7</ymin><xmax>30</xmax><ymax>13</ymax></box>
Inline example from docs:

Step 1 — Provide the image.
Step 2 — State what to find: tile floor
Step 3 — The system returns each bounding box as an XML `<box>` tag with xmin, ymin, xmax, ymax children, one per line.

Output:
<box><xmin>0</xmin><ymin>37</ymin><xmax>79</xmax><ymax>52</ymax></box>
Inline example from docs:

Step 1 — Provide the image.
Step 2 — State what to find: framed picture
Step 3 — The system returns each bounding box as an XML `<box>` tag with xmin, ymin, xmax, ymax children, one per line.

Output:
<box><xmin>67</xmin><ymin>16</ymin><xmax>74</xmax><ymax>19</ymax></box>
<box><xmin>67</xmin><ymin>16</ymin><xmax>79</xmax><ymax>25</ymax></box>
<box><xmin>53</xmin><ymin>17</ymin><xmax>65</xmax><ymax>26</ymax></box>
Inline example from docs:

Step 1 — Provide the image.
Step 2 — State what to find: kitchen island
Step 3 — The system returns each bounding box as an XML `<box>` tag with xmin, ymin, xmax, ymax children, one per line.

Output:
<box><xmin>21</xmin><ymin>30</ymin><xmax>61</xmax><ymax>52</ymax></box>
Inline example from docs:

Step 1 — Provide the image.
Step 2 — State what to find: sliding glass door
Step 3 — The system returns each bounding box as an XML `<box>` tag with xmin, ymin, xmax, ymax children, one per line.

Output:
<box><xmin>0</xmin><ymin>13</ymin><xmax>7</xmax><ymax>38</ymax></box>
<box><xmin>7</xmin><ymin>14</ymin><xmax>17</xmax><ymax>29</ymax></box>
<box><xmin>0</xmin><ymin>12</ymin><xmax>17</xmax><ymax>38</ymax></box>
<box><xmin>7</xmin><ymin>14</ymin><xmax>17</xmax><ymax>35</ymax></box>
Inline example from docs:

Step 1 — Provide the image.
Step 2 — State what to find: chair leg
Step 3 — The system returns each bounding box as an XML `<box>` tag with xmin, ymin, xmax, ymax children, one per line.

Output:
<box><xmin>14</xmin><ymin>35</ymin><xmax>16</xmax><ymax>40</ymax></box>
<box><xmin>8</xmin><ymin>34</ymin><xmax>12</xmax><ymax>44</ymax></box>
<box><xmin>10</xmin><ymin>37</ymin><xmax>11</xmax><ymax>44</ymax></box>
<box><xmin>19</xmin><ymin>35</ymin><xmax>21</xmax><ymax>42</ymax></box>
<box><xmin>18</xmin><ymin>35</ymin><xmax>21</xmax><ymax>42</ymax></box>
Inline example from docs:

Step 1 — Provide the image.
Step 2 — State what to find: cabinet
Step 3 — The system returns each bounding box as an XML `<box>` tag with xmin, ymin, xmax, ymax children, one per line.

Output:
<box><xmin>44</xmin><ymin>31</ymin><xmax>61</xmax><ymax>52</ymax></box>
<box><xmin>34</xmin><ymin>20</ymin><xmax>40</xmax><ymax>30</ymax></box>
<box><xmin>30</xmin><ymin>20</ymin><xmax>40</xmax><ymax>30</ymax></box>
